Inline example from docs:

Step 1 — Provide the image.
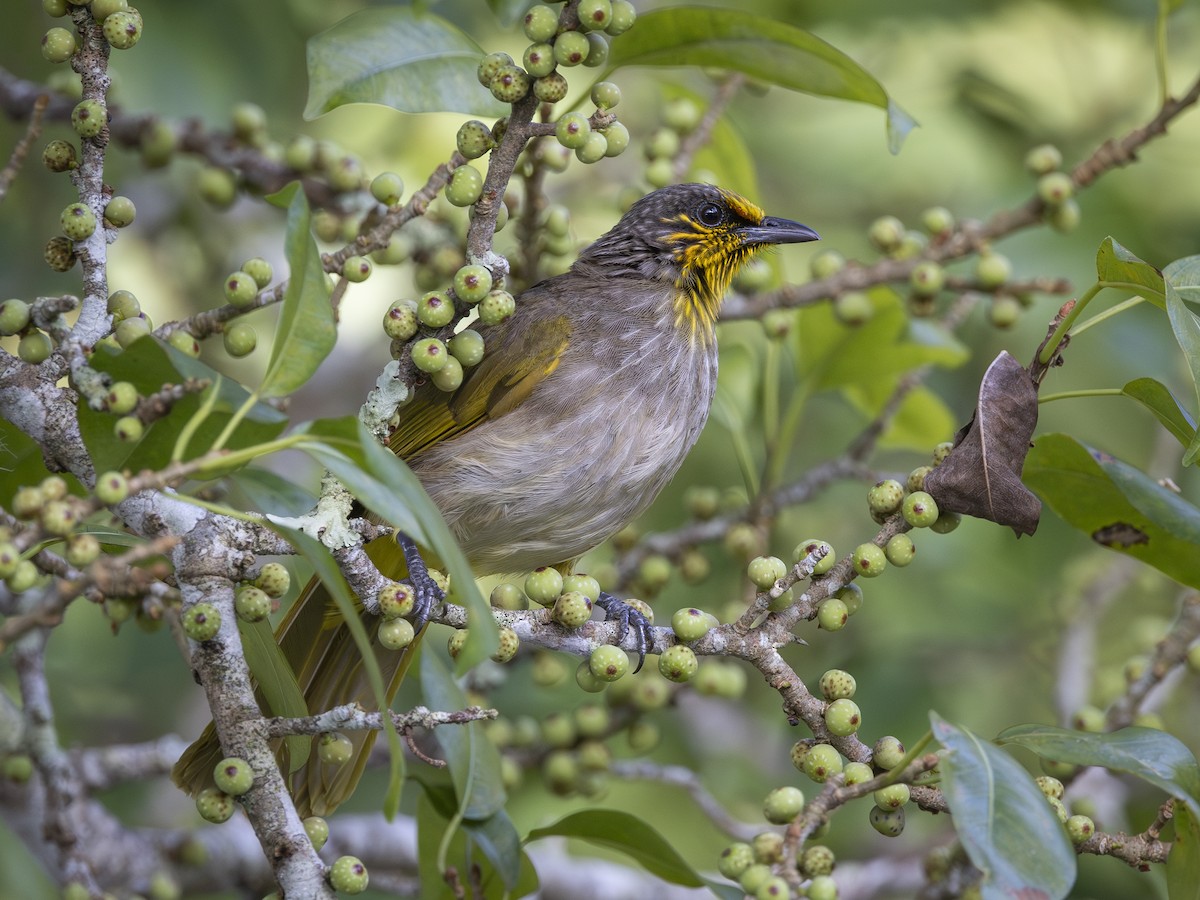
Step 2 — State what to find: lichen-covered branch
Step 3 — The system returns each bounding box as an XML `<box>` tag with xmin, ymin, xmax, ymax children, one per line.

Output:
<box><xmin>263</xmin><ymin>703</ymin><xmax>496</xmax><ymax>739</ymax></box>
<box><xmin>172</xmin><ymin>516</ymin><xmax>332</xmax><ymax>897</ymax></box>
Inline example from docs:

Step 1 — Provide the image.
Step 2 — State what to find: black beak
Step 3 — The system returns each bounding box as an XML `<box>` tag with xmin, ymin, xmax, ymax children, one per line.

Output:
<box><xmin>742</xmin><ymin>216</ymin><xmax>820</xmax><ymax>246</ymax></box>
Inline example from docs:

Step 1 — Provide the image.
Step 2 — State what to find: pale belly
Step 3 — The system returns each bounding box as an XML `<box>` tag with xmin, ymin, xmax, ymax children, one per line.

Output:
<box><xmin>410</xmin><ymin>346</ymin><xmax>716</xmax><ymax>574</ymax></box>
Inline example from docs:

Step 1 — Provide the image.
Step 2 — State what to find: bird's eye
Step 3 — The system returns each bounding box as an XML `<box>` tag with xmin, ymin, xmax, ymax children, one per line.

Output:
<box><xmin>696</xmin><ymin>203</ymin><xmax>724</xmax><ymax>227</ymax></box>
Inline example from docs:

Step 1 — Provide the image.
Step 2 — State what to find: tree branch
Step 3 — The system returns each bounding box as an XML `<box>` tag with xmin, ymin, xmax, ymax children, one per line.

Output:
<box><xmin>721</xmin><ymin>70</ymin><xmax>1200</xmax><ymax>321</ymax></box>
<box><xmin>264</xmin><ymin>704</ymin><xmax>496</xmax><ymax>739</ymax></box>
<box><xmin>0</xmin><ymin>92</ymin><xmax>47</xmax><ymax>202</ymax></box>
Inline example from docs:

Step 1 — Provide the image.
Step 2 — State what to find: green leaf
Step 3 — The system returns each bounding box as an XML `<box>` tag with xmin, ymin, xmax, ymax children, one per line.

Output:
<box><xmin>266</xmin><ymin>523</ymin><xmax>405</xmax><ymax>818</ymax></box>
<box><xmin>484</xmin><ymin>0</ymin><xmax>528</xmax><ymax>27</ymax></box>
<box><xmin>932</xmin><ymin>714</ymin><xmax>1075</xmax><ymax>900</ymax></box>
<box><xmin>419</xmin><ymin>647</ymin><xmax>507</xmax><ymax>822</ymax></box>
<box><xmin>79</xmin><ymin>337</ymin><xmax>287</xmax><ymax>474</ymax></box>
<box><xmin>297</xmin><ymin>417</ymin><xmax>496</xmax><ymax>666</ymax></box>
<box><xmin>526</xmin><ymin>810</ymin><xmax>709</xmax><ymax>889</ymax></box>
<box><xmin>797</xmin><ymin>290</ymin><xmax>968</xmax><ymax>390</ymax></box>
<box><xmin>711</xmin><ymin>386</ymin><xmax>761</xmax><ymax>497</ymax></box>
<box><xmin>1165</xmin><ymin>278</ymin><xmax>1200</xmax><ymax>465</ymax></box>
<box><xmin>1096</xmin><ymin>236</ymin><xmax>1165</xmax><ymax>306</ymax></box>
<box><xmin>1025</xmin><ymin>433</ymin><xmax>1200</xmax><ymax>588</ymax></box>
<box><xmin>996</xmin><ymin>724</ymin><xmax>1200</xmax><ymax>818</ymax></box>
<box><xmin>260</xmin><ymin>186</ymin><xmax>335</xmax><ymax>399</ymax></box>
<box><xmin>412</xmin><ymin>769</ymin><xmax>460</xmax><ymax>819</ymax></box>
<box><xmin>694</xmin><ymin>111</ymin><xmax>758</xmax><ymax>202</ymax></box>
<box><xmin>462</xmin><ymin>810</ymin><xmax>529</xmax><ymax>894</ymax></box>
<box><xmin>226</xmin><ymin>466</ymin><xmax>317</xmax><ymax>517</ymax></box>
<box><xmin>413</xmin><ymin>774</ymin><xmax>534</xmax><ymax>898</ymax></box>
<box><xmin>1122</xmin><ymin>378</ymin><xmax>1197</xmax><ymax>448</ymax></box>
<box><xmin>844</xmin><ymin>382</ymin><xmax>956</xmax><ymax>451</ymax></box>
<box><xmin>653</xmin><ymin>82</ymin><xmax>761</xmax><ymax>205</ymax></box>
<box><xmin>1165</xmin><ymin>254</ymin><xmax>1200</xmax><ymax>304</ymax></box>
<box><xmin>0</xmin><ymin>418</ymin><xmax>70</xmax><ymax>509</ymax></box>
<box><xmin>603</xmin><ymin>7</ymin><xmax>916</xmax><ymax>152</ymax></box>
<box><xmin>85</xmin><ymin>527</ymin><xmax>142</xmax><ymax>551</ymax></box>
<box><xmin>300</xmin><ymin>417</ymin><xmax>431</xmax><ymax>542</ymax></box>
<box><xmin>1165</xmin><ymin>256</ymin><xmax>1200</xmax><ymax>464</ymax></box>
<box><xmin>416</xmin><ymin>785</ymin><xmax>456</xmax><ymax>900</ymax></box>
<box><xmin>305</xmin><ymin>7</ymin><xmax>505</xmax><ymax>119</ymax></box>
<box><xmin>1100</xmin><ymin>445</ymin><xmax>1200</xmax><ymax>543</ymax></box>
<box><xmin>237</xmin><ymin>617</ymin><xmax>310</xmax><ymax>773</ymax></box>
<box><xmin>1168</xmin><ymin>802</ymin><xmax>1200</xmax><ymax>900</ymax></box>
<box><xmin>410</xmin><ymin>672</ymin><xmax>518</xmax><ymax>897</ymax></box>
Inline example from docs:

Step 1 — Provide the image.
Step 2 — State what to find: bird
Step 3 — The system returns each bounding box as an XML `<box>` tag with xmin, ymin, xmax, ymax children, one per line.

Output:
<box><xmin>172</xmin><ymin>182</ymin><xmax>819</xmax><ymax>817</ymax></box>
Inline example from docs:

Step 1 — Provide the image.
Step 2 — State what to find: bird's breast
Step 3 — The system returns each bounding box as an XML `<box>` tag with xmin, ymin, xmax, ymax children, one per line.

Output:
<box><xmin>411</xmin><ymin>312</ymin><xmax>718</xmax><ymax>574</ymax></box>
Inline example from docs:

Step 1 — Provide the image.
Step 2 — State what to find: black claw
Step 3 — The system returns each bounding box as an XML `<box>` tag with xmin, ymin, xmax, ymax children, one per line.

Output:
<box><xmin>597</xmin><ymin>591</ymin><xmax>652</xmax><ymax>673</ymax></box>
<box><xmin>396</xmin><ymin>532</ymin><xmax>443</xmax><ymax>633</ymax></box>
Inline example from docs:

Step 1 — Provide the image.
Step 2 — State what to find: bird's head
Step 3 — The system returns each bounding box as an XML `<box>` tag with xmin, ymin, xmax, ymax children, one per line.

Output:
<box><xmin>575</xmin><ymin>183</ymin><xmax>819</xmax><ymax>342</ymax></box>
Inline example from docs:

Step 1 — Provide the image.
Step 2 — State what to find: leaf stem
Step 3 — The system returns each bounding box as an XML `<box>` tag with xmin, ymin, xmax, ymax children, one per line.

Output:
<box><xmin>1069</xmin><ymin>295</ymin><xmax>1147</xmax><ymax>338</ymax></box>
<box><xmin>762</xmin><ymin>338</ymin><xmax>781</xmax><ymax>465</ymax></box>
<box><xmin>170</xmin><ymin>374</ymin><xmax>223</xmax><ymax>463</ymax></box>
<box><xmin>210</xmin><ymin>390</ymin><xmax>262</xmax><ymax>454</ymax></box>
<box><xmin>191</xmin><ymin>434</ymin><xmax>307</xmax><ymax>479</ymax></box>
<box><xmin>876</xmin><ymin>730</ymin><xmax>935</xmax><ymax>788</ymax></box>
<box><xmin>768</xmin><ymin>382</ymin><xmax>812</xmax><ymax>489</ymax></box>
<box><xmin>1038</xmin><ymin>388</ymin><xmax>1124</xmax><ymax>404</ymax></box>
<box><xmin>714</xmin><ymin>391</ymin><xmax>760</xmax><ymax>498</ymax></box>
<box><xmin>169</xmin><ymin>492</ymin><xmax>264</xmax><ymax>524</ymax></box>
<box><xmin>1037</xmin><ymin>279</ymin><xmax>1165</xmax><ymax>366</ymax></box>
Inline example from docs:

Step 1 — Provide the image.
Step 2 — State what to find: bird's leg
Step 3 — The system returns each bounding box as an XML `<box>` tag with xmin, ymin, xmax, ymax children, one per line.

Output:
<box><xmin>596</xmin><ymin>592</ymin><xmax>654</xmax><ymax>673</ymax></box>
<box><xmin>396</xmin><ymin>532</ymin><xmax>444</xmax><ymax>632</ymax></box>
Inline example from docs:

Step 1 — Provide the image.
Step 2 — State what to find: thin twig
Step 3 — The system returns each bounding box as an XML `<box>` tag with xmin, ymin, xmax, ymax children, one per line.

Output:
<box><xmin>722</xmin><ymin>70</ymin><xmax>1200</xmax><ymax>321</ymax></box>
<box><xmin>609</xmin><ymin>760</ymin><xmax>761</xmax><ymax>841</ymax></box>
<box><xmin>0</xmin><ymin>92</ymin><xmax>47</xmax><ymax>201</ymax></box>
<box><xmin>263</xmin><ymin>704</ymin><xmax>496</xmax><ymax>739</ymax></box>
<box><xmin>782</xmin><ymin>753</ymin><xmax>943</xmax><ymax>874</ymax></box>
<box><xmin>0</xmin><ymin>534</ymin><xmax>181</xmax><ymax>650</ymax></box>
<box><xmin>1107</xmin><ymin>593</ymin><xmax>1200</xmax><ymax>728</ymax></box>
<box><xmin>1054</xmin><ymin>554</ymin><xmax>1138</xmax><ymax>722</ymax></box>
<box><xmin>671</xmin><ymin>74</ymin><xmax>746</xmax><ymax>182</ymax></box>
<box><xmin>72</xmin><ymin>735</ymin><xmax>191</xmax><ymax>791</ymax></box>
<box><xmin>0</xmin><ymin>65</ymin><xmax>345</xmax><ymax>208</ymax></box>
<box><xmin>614</xmin><ymin>458</ymin><xmax>875</xmax><ymax>586</ymax></box>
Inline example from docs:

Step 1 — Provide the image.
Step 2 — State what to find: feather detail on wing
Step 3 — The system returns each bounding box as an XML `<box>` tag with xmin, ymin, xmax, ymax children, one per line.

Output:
<box><xmin>387</xmin><ymin>314</ymin><xmax>572</xmax><ymax>462</ymax></box>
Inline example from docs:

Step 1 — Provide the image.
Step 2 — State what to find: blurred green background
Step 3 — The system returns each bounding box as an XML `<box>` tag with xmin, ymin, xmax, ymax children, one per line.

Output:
<box><xmin>3</xmin><ymin>0</ymin><xmax>1200</xmax><ymax>897</ymax></box>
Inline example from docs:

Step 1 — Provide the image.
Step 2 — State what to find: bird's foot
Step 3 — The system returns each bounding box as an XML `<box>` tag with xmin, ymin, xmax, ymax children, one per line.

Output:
<box><xmin>596</xmin><ymin>591</ymin><xmax>654</xmax><ymax>673</ymax></box>
<box><xmin>396</xmin><ymin>532</ymin><xmax>444</xmax><ymax>633</ymax></box>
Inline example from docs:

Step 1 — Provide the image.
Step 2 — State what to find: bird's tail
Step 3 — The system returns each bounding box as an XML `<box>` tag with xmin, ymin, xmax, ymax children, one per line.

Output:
<box><xmin>171</xmin><ymin>536</ymin><xmax>420</xmax><ymax>818</ymax></box>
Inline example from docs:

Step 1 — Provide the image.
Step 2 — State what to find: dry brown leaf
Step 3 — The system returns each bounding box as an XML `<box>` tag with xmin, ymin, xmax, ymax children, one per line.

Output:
<box><xmin>924</xmin><ymin>351</ymin><xmax>1042</xmax><ymax>536</ymax></box>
